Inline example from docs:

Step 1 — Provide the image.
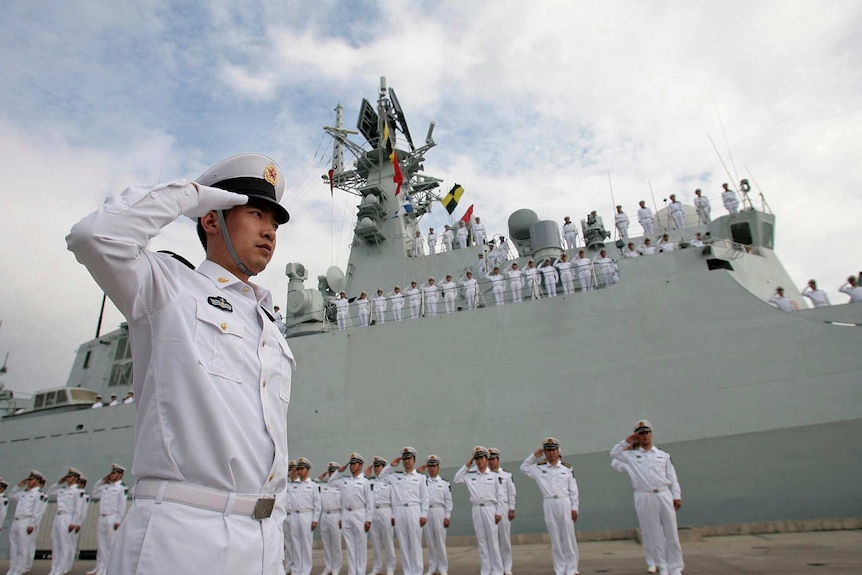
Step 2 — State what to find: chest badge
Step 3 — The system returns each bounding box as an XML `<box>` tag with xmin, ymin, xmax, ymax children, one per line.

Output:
<box><xmin>208</xmin><ymin>296</ymin><xmax>233</xmax><ymax>312</ymax></box>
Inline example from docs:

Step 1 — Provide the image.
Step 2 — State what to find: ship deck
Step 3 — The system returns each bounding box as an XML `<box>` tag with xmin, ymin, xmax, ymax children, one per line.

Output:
<box><xmin>5</xmin><ymin>529</ymin><xmax>859</xmax><ymax>575</ymax></box>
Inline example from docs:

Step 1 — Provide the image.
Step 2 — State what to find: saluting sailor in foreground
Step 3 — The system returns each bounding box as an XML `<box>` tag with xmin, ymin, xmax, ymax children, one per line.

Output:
<box><xmin>419</xmin><ymin>455</ymin><xmax>453</xmax><ymax>575</ymax></box>
<box><xmin>67</xmin><ymin>153</ymin><xmax>295</xmax><ymax>575</ymax></box>
<box><xmin>488</xmin><ymin>448</ymin><xmax>516</xmax><ymax>575</ymax></box>
<box><xmin>610</xmin><ymin>421</ymin><xmax>684</xmax><ymax>575</ymax></box>
<box><xmin>520</xmin><ymin>438</ymin><xmax>580</xmax><ymax>575</ymax></box>
<box><xmin>6</xmin><ymin>470</ymin><xmax>48</xmax><ymax>575</ymax></box>
<box><xmin>378</xmin><ymin>447</ymin><xmax>429</xmax><ymax>575</ymax></box>
<box><xmin>454</xmin><ymin>446</ymin><xmax>505</xmax><ymax>575</ymax></box>
<box><xmin>367</xmin><ymin>457</ymin><xmax>396</xmax><ymax>575</ymax></box>
<box><xmin>317</xmin><ymin>463</ymin><xmax>344</xmax><ymax>575</ymax></box>
<box><xmin>329</xmin><ymin>453</ymin><xmax>373</xmax><ymax>575</ymax></box>
<box><xmin>46</xmin><ymin>467</ymin><xmax>83</xmax><ymax>575</ymax></box>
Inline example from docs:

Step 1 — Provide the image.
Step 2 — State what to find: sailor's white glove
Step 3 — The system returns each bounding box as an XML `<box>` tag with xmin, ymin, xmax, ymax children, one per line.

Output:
<box><xmin>183</xmin><ymin>184</ymin><xmax>248</xmax><ymax>218</ymax></box>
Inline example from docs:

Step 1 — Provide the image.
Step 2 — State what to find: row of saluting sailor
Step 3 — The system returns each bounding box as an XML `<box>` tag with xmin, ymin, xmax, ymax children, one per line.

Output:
<box><xmin>0</xmin><ymin>463</ymin><xmax>127</xmax><ymax>575</ymax></box>
<box><xmin>281</xmin><ymin>424</ymin><xmax>683</xmax><ymax>575</ymax></box>
<box><xmin>769</xmin><ymin>274</ymin><xmax>862</xmax><ymax>311</ymax></box>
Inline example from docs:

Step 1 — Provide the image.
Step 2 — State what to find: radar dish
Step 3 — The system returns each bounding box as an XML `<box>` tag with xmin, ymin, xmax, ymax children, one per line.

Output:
<box><xmin>325</xmin><ymin>266</ymin><xmax>347</xmax><ymax>294</ymax></box>
<box><xmin>388</xmin><ymin>88</ymin><xmax>415</xmax><ymax>151</ymax></box>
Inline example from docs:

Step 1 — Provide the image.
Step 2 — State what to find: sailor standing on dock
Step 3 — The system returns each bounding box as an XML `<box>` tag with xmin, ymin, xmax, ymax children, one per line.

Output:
<box><xmin>67</xmin><ymin>153</ymin><xmax>295</xmax><ymax>575</ymax></box>
<box><xmin>46</xmin><ymin>467</ymin><xmax>82</xmax><ymax>575</ymax></box>
<box><xmin>367</xmin><ymin>457</ymin><xmax>396</xmax><ymax>575</ymax></box>
<box><xmin>317</xmin><ymin>463</ymin><xmax>343</xmax><ymax>575</ymax></box>
<box><xmin>6</xmin><ymin>470</ymin><xmax>48</xmax><ymax>575</ymax></box>
<box><xmin>610</xmin><ymin>420</ymin><xmax>684</xmax><ymax>575</ymax></box>
<box><xmin>329</xmin><ymin>454</ymin><xmax>373</xmax><ymax>575</ymax></box>
<box><xmin>419</xmin><ymin>455</ymin><xmax>452</xmax><ymax>575</ymax></box>
<box><xmin>288</xmin><ymin>458</ymin><xmax>321</xmax><ymax>575</ymax></box>
<box><xmin>88</xmin><ymin>463</ymin><xmax>127</xmax><ymax>575</ymax></box>
<box><xmin>378</xmin><ymin>447</ymin><xmax>430</xmax><ymax>575</ymax></box>
<box><xmin>0</xmin><ymin>477</ymin><xmax>8</xmax><ymax>533</ymax></box>
<box><xmin>520</xmin><ymin>439</ymin><xmax>580</xmax><ymax>575</ymax></box>
<box><xmin>454</xmin><ymin>446</ymin><xmax>505</xmax><ymax>575</ymax></box>
<box><xmin>488</xmin><ymin>448</ymin><xmax>516</xmax><ymax>575</ymax></box>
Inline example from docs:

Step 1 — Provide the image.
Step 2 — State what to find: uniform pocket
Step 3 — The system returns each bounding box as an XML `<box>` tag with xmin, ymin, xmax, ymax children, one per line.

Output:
<box><xmin>194</xmin><ymin>301</ymin><xmax>244</xmax><ymax>382</ymax></box>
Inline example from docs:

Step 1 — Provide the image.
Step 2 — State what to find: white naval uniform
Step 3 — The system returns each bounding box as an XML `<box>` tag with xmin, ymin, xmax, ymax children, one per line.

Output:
<box><xmin>453</xmin><ymin>466</ymin><xmax>505</xmax><ymax>575</ymax></box>
<box><xmin>573</xmin><ymin>257</ymin><xmax>593</xmax><ymax>291</ymax></box>
<box><xmin>477</xmin><ymin>257</ymin><xmax>487</xmax><ymax>278</ymax></box>
<box><xmin>622</xmin><ymin>248</ymin><xmax>640</xmax><ymax>259</ymax></box>
<box><xmin>24</xmin><ymin>488</ymin><xmax>47</xmax><ymax>573</ymax></box>
<box><xmin>442</xmin><ymin>229</ymin><xmax>454</xmax><ymax>252</ymax></box>
<box><xmin>457</xmin><ymin>226</ymin><xmax>469</xmax><ymax>249</ymax></box>
<box><xmin>372</xmin><ymin>295</ymin><xmax>388</xmax><ymax>325</ymax></box>
<box><xmin>389</xmin><ymin>292</ymin><xmax>405</xmax><ymax>322</ymax></box>
<box><xmin>523</xmin><ymin>266</ymin><xmax>541</xmax><ymax>300</ymax></box>
<box><xmin>357</xmin><ymin>298</ymin><xmax>371</xmax><ymax>327</ymax></box>
<box><xmin>638</xmin><ymin>244</ymin><xmax>658</xmax><ymax>256</ymax></box>
<box><xmin>287</xmin><ymin>479</ymin><xmax>321</xmax><ymax>575</ymax></box>
<box><xmin>493</xmin><ymin>469</ymin><xmax>516</xmax><ymax>575</ymax></box>
<box><xmin>406</xmin><ymin>288</ymin><xmax>422</xmax><ymax>319</ymax></box>
<box><xmin>47</xmin><ymin>483</ymin><xmax>81</xmax><ymax>575</ymax></box>
<box><xmin>472</xmin><ymin>222</ymin><xmax>486</xmax><ymax>245</ymax></box>
<box><xmin>668</xmin><ymin>200</ymin><xmax>685</xmax><ymax>230</ymax></box>
<box><xmin>335</xmin><ymin>297</ymin><xmax>350</xmax><ymax>331</ymax></box>
<box><xmin>801</xmin><ymin>287</ymin><xmax>830</xmax><ymax>308</ymax></box>
<box><xmin>485</xmin><ymin>273</ymin><xmax>506</xmax><ymax>306</ymax></box>
<box><xmin>839</xmin><ymin>283</ymin><xmax>862</xmax><ymax>303</ymax></box>
<box><xmin>504</xmin><ymin>270</ymin><xmax>524</xmax><ymax>303</ymax></box>
<box><xmin>425</xmin><ymin>476</ymin><xmax>452</xmax><ymax>575</ymax></box>
<box><xmin>540</xmin><ymin>265</ymin><xmax>559</xmax><ymax>298</ymax></box>
<box><xmin>461</xmin><ymin>277</ymin><xmax>479</xmax><ymax>310</ymax></box>
<box><xmin>440</xmin><ymin>281</ymin><xmax>458</xmax><ymax>314</ymax></box>
<box><xmin>554</xmin><ymin>260</ymin><xmax>575</xmax><ymax>295</ymax></box>
<box><xmin>520</xmin><ymin>455</ymin><xmax>579</xmax><ymax>575</ymax></box>
<box><xmin>369</xmin><ymin>478</ymin><xmax>396</xmax><ymax>575</ymax></box>
<box><xmin>67</xmin><ymin>181</ymin><xmax>295</xmax><ymax>575</ymax></box>
<box><xmin>593</xmin><ymin>257</ymin><xmax>617</xmax><ymax>287</ymax></box>
<box><xmin>769</xmin><ymin>294</ymin><xmax>796</xmax><ymax>312</ymax></box>
<box><xmin>427</xmin><ymin>232</ymin><xmax>438</xmax><ymax>254</ymax></box>
<box><xmin>610</xmin><ymin>441</ymin><xmax>683</xmax><ymax>575</ymax></box>
<box><xmin>92</xmin><ymin>479</ymin><xmax>127</xmax><ymax>575</ymax></box>
<box><xmin>328</xmin><ymin>472</ymin><xmax>373</xmax><ymax>575</ymax></box>
<box><xmin>284</xmin><ymin>479</ymin><xmax>296</xmax><ymax>575</ymax></box>
<box><xmin>6</xmin><ymin>486</ymin><xmax>48</xmax><ymax>575</ymax></box>
<box><xmin>319</xmin><ymin>482</ymin><xmax>343</xmax><ymax>575</ymax></box>
<box><xmin>422</xmin><ymin>284</ymin><xmax>439</xmax><ymax>317</ymax></box>
<box><xmin>694</xmin><ymin>195</ymin><xmax>711</xmax><ymax>224</ymax></box>
<box><xmin>562</xmin><ymin>222</ymin><xmax>578</xmax><ymax>250</ymax></box>
<box><xmin>414</xmin><ymin>236</ymin><xmax>425</xmax><ymax>257</ymax></box>
<box><xmin>0</xmin><ymin>491</ymin><xmax>7</xmax><ymax>531</ymax></box>
<box><xmin>378</xmin><ymin>467</ymin><xmax>429</xmax><ymax>575</ymax></box>
<box><xmin>638</xmin><ymin>207</ymin><xmax>655</xmax><ymax>235</ymax></box>
<box><xmin>722</xmin><ymin>189</ymin><xmax>739</xmax><ymax>214</ymax></box>
<box><xmin>615</xmin><ymin>211</ymin><xmax>630</xmax><ymax>239</ymax></box>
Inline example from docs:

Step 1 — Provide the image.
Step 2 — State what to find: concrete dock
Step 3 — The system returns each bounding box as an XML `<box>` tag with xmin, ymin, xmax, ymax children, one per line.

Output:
<box><xmin>2</xmin><ymin>529</ymin><xmax>860</xmax><ymax>575</ymax></box>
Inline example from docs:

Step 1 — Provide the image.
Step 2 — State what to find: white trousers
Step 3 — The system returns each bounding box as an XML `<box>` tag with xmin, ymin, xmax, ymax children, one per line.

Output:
<box><xmin>392</xmin><ymin>305</ymin><xmax>403</xmax><ymax>322</ymax></box>
<box><xmin>465</xmin><ymin>288</ymin><xmax>477</xmax><ymax>310</ymax></box>
<box><xmin>725</xmin><ymin>201</ymin><xmax>739</xmax><ymax>215</ymax></box>
<box><xmin>443</xmin><ymin>292</ymin><xmax>456</xmax><ymax>314</ymax></box>
<box><xmin>458</xmin><ymin>237</ymin><xmax>467</xmax><ymax>249</ymax></box>
<box><xmin>6</xmin><ymin>518</ymin><xmax>34</xmax><ymax>575</ymax></box>
<box><xmin>97</xmin><ymin>513</ymin><xmax>120</xmax><ymax>575</ymax></box>
<box><xmin>564</xmin><ymin>233</ymin><xmax>578</xmax><ymax>250</ymax></box>
<box><xmin>428</xmin><ymin>241</ymin><xmax>437</xmax><ymax>254</ymax></box>
<box><xmin>543</xmin><ymin>498</ymin><xmax>578</xmax><ymax>575</ymax></box>
<box><xmin>337</xmin><ymin>312</ymin><xmax>347</xmax><ymax>331</ymax></box>
<box><xmin>509</xmin><ymin>281</ymin><xmax>523</xmax><ymax>303</ymax></box>
<box><xmin>374</xmin><ymin>307</ymin><xmax>386</xmax><ymax>325</ymax></box>
<box><xmin>319</xmin><ymin>511</ymin><xmax>343</xmax><ymax>575</ymax></box>
<box><xmin>424</xmin><ymin>507</ymin><xmax>448</xmax><ymax>574</ymax></box>
<box><xmin>284</xmin><ymin>516</ymin><xmax>294</xmax><ymax>573</ymax></box>
<box><xmin>497</xmin><ymin>513</ymin><xmax>512</xmax><ymax>574</ymax></box>
<box><xmin>616</xmin><ymin>223</ymin><xmax>628</xmax><ymax>239</ymax></box>
<box><xmin>544</xmin><ymin>277</ymin><xmax>557</xmax><ymax>298</ymax></box>
<box><xmin>288</xmin><ymin>511</ymin><xmax>314</xmax><ymax>575</ymax></box>
<box><xmin>49</xmin><ymin>513</ymin><xmax>74</xmax><ymax>575</ymax></box>
<box><xmin>670</xmin><ymin>211</ymin><xmax>684</xmax><ymax>230</ymax></box>
<box><xmin>359</xmin><ymin>310</ymin><xmax>369</xmax><ymax>327</ymax></box>
<box><xmin>370</xmin><ymin>508</ymin><xmax>395</xmax><ymax>575</ymax></box>
<box><xmin>641</xmin><ymin>220</ymin><xmax>654</xmax><ymax>235</ymax></box>
<box><xmin>596</xmin><ymin>266</ymin><xmax>614</xmax><ymax>288</ymax></box>
<box><xmin>471</xmin><ymin>505</ymin><xmax>502</xmax><ymax>575</ymax></box>
<box><xmin>409</xmin><ymin>301</ymin><xmax>420</xmax><ymax>320</ymax></box>
<box><xmin>106</xmin><ymin>500</ymin><xmax>281</xmax><ymax>575</ymax></box>
<box><xmin>634</xmin><ymin>491</ymin><xmax>683</xmax><ymax>575</ymax></box>
<box><xmin>443</xmin><ymin>239</ymin><xmax>453</xmax><ymax>251</ymax></box>
<box><xmin>492</xmin><ymin>286</ymin><xmax>505</xmax><ymax>306</ymax></box>
<box><xmin>393</xmin><ymin>506</ymin><xmax>424</xmax><ymax>575</ymax></box>
<box><xmin>342</xmin><ymin>509</ymin><xmax>368</xmax><ymax>575</ymax></box>
<box><xmin>425</xmin><ymin>298</ymin><xmax>438</xmax><ymax>317</ymax></box>
<box><xmin>527</xmin><ymin>278</ymin><xmax>542</xmax><ymax>300</ymax></box>
<box><xmin>697</xmin><ymin>207</ymin><xmax>710</xmax><ymax>224</ymax></box>
<box><xmin>577</xmin><ymin>269</ymin><xmax>592</xmax><ymax>291</ymax></box>
<box><xmin>560</xmin><ymin>271</ymin><xmax>574</xmax><ymax>295</ymax></box>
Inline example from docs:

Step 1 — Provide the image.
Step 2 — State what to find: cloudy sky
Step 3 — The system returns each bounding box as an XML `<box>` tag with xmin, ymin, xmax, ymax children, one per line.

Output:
<box><xmin>1</xmin><ymin>1</ymin><xmax>860</xmax><ymax>395</ymax></box>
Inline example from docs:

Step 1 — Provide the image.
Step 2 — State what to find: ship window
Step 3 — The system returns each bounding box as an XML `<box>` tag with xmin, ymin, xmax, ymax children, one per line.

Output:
<box><xmin>730</xmin><ymin>222</ymin><xmax>753</xmax><ymax>245</ymax></box>
<box><xmin>56</xmin><ymin>391</ymin><xmax>68</xmax><ymax>405</ymax></box>
<box><xmin>762</xmin><ymin>222</ymin><xmax>774</xmax><ymax>249</ymax></box>
<box><xmin>109</xmin><ymin>335</ymin><xmax>133</xmax><ymax>387</ymax></box>
<box><xmin>83</xmin><ymin>350</ymin><xmax>92</xmax><ymax>369</ymax></box>
<box><xmin>45</xmin><ymin>391</ymin><xmax>57</xmax><ymax>407</ymax></box>
<box><xmin>34</xmin><ymin>394</ymin><xmax>45</xmax><ymax>408</ymax></box>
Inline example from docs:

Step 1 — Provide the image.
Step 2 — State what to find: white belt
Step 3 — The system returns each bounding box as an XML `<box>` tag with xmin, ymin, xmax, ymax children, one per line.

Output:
<box><xmin>134</xmin><ymin>479</ymin><xmax>276</xmax><ymax>520</ymax></box>
<box><xmin>375</xmin><ymin>504</ymin><xmax>391</xmax><ymax>509</ymax></box>
<box><xmin>14</xmin><ymin>515</ymin><xmax>31</xmax><ymax>520</ymax></box>
<box><xmin>636</xmin><ymin>486</ymin><xmax>669</xmax><ymax>493</ymax></box>
<box><xmin>474</xmin><ymin>502</ymin><xmax>496</xmax><ymax>507</ymax></box>
<box><xmin>545</xmin><ymin>495</ymin><xmax>565</xmax><ymax>500</ymax></box>
<box><xmin>398</xmin><ymin>503</ymin><xmax>418</xmax><ymax>507</ymax></box>
<box><xmin>429</xmin><ymin>504</ymin><xmax>445</xmax><ymax>508</ymax></box>
<box><xmin>324</xmin><ymin>509</ymin><xmax>341</xmax><ymax>515</ymax></box>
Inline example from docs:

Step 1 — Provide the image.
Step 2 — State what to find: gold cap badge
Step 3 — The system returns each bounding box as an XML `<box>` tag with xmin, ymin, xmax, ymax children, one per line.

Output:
<box><xmin>264</xmin><ymin>164</ymin><xmax>278</xmax><ymax>187</ymax></box>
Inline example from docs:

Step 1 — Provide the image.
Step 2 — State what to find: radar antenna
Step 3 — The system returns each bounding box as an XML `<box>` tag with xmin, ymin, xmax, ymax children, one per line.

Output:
<box><xmin>388</xmin><ymin>88</ymin><xmax>415</xmax><ymax>151</ymax></box>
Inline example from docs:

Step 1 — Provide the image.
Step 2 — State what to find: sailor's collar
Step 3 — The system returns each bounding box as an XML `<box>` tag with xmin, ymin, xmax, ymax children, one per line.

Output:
<box><xmin>197</xmin><ymin>260</ymin><xmax>272</xmax><ymax>305</ymax></box>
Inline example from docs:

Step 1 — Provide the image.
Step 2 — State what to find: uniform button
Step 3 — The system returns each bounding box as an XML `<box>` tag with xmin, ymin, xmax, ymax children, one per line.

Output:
<box><xmin>221</xmin><ymin>322</ymin><xmax>227</xmax><ymax>331</ymax></box>
<box><xmin>268</xmin><ymin>474</ymin><xmax>274</xmax><ymax>482</ymax></box>
<box><xmin>262</xmin><ymin>341</ymin><xmax>266</xmax><ymax>348</ymax></box>
<box><xmin>243</xmin><ymin>287</ymin><xmax>251</xmax><ymax>293</ymax></box>
<box><xmin>263</xmin><ymin>380</ymin><xmax>268</xmax><ymax>388</ymax></box>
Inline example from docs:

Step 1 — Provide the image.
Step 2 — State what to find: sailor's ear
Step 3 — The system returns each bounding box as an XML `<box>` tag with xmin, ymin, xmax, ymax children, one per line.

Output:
<box><xmin>200</xmin><ymin>211</ymin><xmax>220</xmax><ymax>234</ymax></box>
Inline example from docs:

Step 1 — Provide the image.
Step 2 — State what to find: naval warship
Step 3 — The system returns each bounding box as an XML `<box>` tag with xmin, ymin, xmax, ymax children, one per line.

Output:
<box><xmin>2</xmin><ymin>77</ymin><xmax>861</xmax><ymax>558</ymax></box>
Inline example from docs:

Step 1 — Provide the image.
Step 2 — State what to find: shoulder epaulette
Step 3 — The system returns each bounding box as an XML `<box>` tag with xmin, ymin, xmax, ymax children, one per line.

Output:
<box><xmin>394</xmin><ymin>470</ymin><xmax>404</xmax><ymax>474</ymax></box>
<box><xmin>537</xmin><ymin>462</ymin><xmax>547</xmax><ymax>466</ymax></box>
<box><xmin>157</xmin><ymin>250</ymin><xmax>195</xmax><ymax>269</ymax></box>
<box><xmin>79</xmin><ymin>492</ymin><xmax>85</xmax><ymax>498</ymax></box>
<box><xmin>561</xmin><ymin>461</ymin><xmax>572</xmax><ymax>468</ymax></box>
<box><xmin>467</xmin><ymin>469</ymin><xmax>478</xmax><ymax>474</ymax></box>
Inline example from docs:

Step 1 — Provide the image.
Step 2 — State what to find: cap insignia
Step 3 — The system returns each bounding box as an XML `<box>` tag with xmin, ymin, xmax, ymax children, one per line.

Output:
<box><xmin>264</xmin><ymin>164</ymin><xmax>278</xmax><ymax>187</ymax></box>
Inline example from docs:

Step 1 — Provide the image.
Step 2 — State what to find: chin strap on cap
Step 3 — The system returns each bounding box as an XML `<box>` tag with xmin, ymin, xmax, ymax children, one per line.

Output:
<box><xmin>217</xmin><ymin>209</ymin><xmax>256</xmax><ymax>277</ymax></box>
